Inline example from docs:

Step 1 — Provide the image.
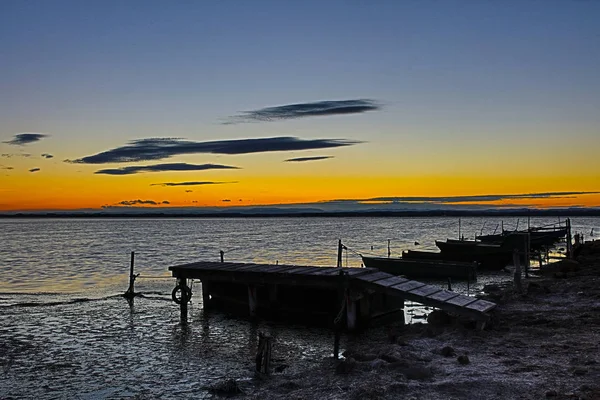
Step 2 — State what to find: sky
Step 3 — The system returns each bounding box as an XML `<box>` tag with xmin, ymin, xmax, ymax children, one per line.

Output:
<box><xmin>1</xmin><ymin>0</ymin><xmax>599</xmax><ymax>212</ymax></box>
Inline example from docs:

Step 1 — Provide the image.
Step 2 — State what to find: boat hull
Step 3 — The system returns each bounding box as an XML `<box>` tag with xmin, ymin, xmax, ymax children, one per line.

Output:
<box><xmin>361</xmin><ymin>256</ymin><xmax>477</xmax><ymax>281</ymax></box>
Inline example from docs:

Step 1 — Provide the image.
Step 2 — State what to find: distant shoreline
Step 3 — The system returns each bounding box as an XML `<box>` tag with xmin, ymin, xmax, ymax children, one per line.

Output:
<box><xmin>1</xmin><ymin>209</ymin><xmax>600</xmax><ymax>218</ymax></box>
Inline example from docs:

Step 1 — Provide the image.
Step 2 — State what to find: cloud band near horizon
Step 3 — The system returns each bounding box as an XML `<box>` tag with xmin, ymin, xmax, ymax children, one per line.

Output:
<box><xmin>94</xmin><ymin>163</ymin><xmax>239</xmax><ymax>175</ymax></box>
<box><xmin>68</xmin><ymin>136</ymin><xmax>361</xmax><ymax>164</ymax></box>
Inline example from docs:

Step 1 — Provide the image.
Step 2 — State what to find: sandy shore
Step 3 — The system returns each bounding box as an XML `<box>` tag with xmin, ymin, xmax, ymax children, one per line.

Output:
<box><xmin>231</xmin><ymin>241</ymin><xmax>600</xmax><ymax>399</ymax></box>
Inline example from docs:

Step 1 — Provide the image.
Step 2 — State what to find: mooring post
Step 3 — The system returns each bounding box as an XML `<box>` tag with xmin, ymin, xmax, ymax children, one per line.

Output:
<box><xmin>513</xmin><ymin>249</ymin><xmax>522</xmax><ymax>293</ymax></box>
<box><xmin>337</xmin><ymin>239</ymin><xmax>343</xmax><ymax>268</ymax></box>
<box><xmin>447</xmin><ymin>277</ymin><xmax>452</xmax><ymax>291</ymax></box>
<box><xmin>248</xmin><ymin>285</ymin><xmax>258</xmax><ymax>318</ymax></box>
<box><xmin>524</xmin><ymin>233</ymin><xmax>530</xmax><ymax>278</ymax></box>
<box><xmin>387</xmin><ymin>239</ymin><xmax>391</xmax><ymax>258</ymax></box>
<box><xmin>179</xmin><ymin>277</ymin><xmax>189</xmax><ymax>324</ymax></box>
<box><xmin>333</xmin><ymin>268</ymin><xmax>346</xmax><ymax>359</ymax></box>
<box><xmin>202</xmin><ymin>279</ymin><xmax>211</xmax><ymax>311</ymax></box>
<box><xmin>566</xmin><ymin>218</ymin><xmax>573</xmax><ymax>259</ymax></box>
<box><xmin>124</xmin><ymin>251</ymin><xmax>137</xmax><ymax>299</ymax></box>
<box><xmin>220</xmin><ymin>250</ymin><xmax>224</xmax><ymax>263</ymax></box>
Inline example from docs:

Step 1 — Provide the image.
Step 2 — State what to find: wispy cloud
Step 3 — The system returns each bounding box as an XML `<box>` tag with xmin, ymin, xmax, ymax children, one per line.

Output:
<box><xmin>29</xmin><ymin>168</ymin><xmax>40</xmax><ymax>173</ymax></box>
<box><xmin>94</xmin><ymin>163</ymin><xmax>240</xmax><ymax>175</ymax></box>
<box><xmin>361</xmin><ymin>192</ymin><xmax>600</xmax><ymax>204</ymax></box>
<box><xmin>185</xmin><ymin>190</ymin><xmax>193</xmax><ymax>193</ymax></box>
<box><xmin>150</xmin><ymin>181</ymin><xmax>238</xmax><ymax>187</ymax></box>
<box><xmin>67</xmin><ymin>137</ymin><xmax>361</xmax><ymax>164</ymax></box>
<box><xmin>225</xmin><ymin>99</ymin><xmax>380</xmax><ymax>124</ymax></box>
<box><xmin>41</xmin><ymin>153</ymin><xmax>54</xmax><ymax>159</ymax></box>
<box><xmin>3</xmin><ymin>133</ymin><xmax>48</xmax><ymax>146</ymax></box>
<box><xmin>1</xmin><ymin>153</ymin><xmax>31</xmax><ymax>158</ymax></box>
<box><xmin>0</xmin><ymin>165</ymin><xmax>13</xmax><ymax>170</ymax></box>
<box><xmin>222</xmin><ymin>199</ymin><xmax>231</xmax><ymax>202</ymax></box>
<box><xmin>285</xmin><ymin>156</ymin><xmax>334</xmax><ymax>162</ymax></box>
<box><xmin>108</xmin><ymin>199</ymin><xmax>171</xmax><ymax>207</ymax></box>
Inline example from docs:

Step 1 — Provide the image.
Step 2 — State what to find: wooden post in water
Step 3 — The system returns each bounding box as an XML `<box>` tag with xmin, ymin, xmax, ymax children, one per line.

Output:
<box><xmin>248</xmin><ymin>285</ymin><xmax>258</xmax><ymax>318</ymax></box>
<box><xmin>337</xmin><ymin>239</ymin><xmax>343</xmax><ymax>268</ymax></box>
<box><xmin>179</xmin><ymin>277</ymin><xmax>189</xmax><ymax>324</ymax></box>
<box><xmin>513</xmin><ymin>249</ymin><xmax>522</xmax><ymax>293</ymax></box>
<box><xmin>387</xmin><ymin>239</ymin><xmax>391</xmax><ymax>258</ymax></box>
<box><xmin>202</xmin><ymin>280</ymin><xmax>211</xmax><ymax>311</ymax></box>
<box><xmin>566</xmin><ymin>218</ymin><xmax>573</xmax><ymax>259</ymax></box>
<box><xmin>220</xmin><ymin>250</ymin><xmax>224</xmax><ymax>263</ymax></box>
<box><xmin>458</xmin><ymin>218</ymin><xmax>461</xmax><ymax>240</ymax></box>
<box><xmin>333</xmin><ymin>268</ymin><xmax>346</xmax><ymax>359</ymax></box>
<box><xmin>255</xmin><ymin>332</ymin><xmax>273</xmax><ymax>375</ymax></box>
<box><xmin>124</xmin><ymin>251</ymin><xmax>136</xmax><ymax>299</ymax></box>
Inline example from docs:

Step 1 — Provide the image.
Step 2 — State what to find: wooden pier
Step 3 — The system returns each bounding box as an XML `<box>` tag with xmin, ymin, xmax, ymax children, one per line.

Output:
<box><xmin>169</xmin><ymin>261</ymin><xmax>496</xmax><ymax>330</ymax></box>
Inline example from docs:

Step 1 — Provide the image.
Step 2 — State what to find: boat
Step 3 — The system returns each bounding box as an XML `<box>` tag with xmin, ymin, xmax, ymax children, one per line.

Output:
<box><xmin>361</xmin><ymin>255</ymin><xmax>477</xmax><ymax>281</ymax></box>
<box><xmin>476</xmin><ymin>227</ymin><xmax>567</xmax><ymax>249</ymax></box>
<box><xmin>434</xmin><ymin>240</ymin><xmax>513</xmax><ymax>270</ymax></box>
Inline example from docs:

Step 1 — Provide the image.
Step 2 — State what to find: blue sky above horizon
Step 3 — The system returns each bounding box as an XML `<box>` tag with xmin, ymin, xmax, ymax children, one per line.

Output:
<box><xmin>1</xmin><ymin>0</ymin><xmax>599</xmax><ymax>210</ymax></box>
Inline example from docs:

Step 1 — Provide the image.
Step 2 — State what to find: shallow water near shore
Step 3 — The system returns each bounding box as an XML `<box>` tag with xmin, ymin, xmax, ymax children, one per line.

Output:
<box><xmin>1</xmin><ymin>217</ymin><xmax>598</xmax><ymax>398</ymax></box>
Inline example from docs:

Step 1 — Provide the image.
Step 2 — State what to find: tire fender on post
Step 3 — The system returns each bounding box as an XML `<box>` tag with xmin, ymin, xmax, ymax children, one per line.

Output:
<box><xmin>172</xmin><ymin>284</ymin><xmax>192</xmax><ymax>304</ymax></box>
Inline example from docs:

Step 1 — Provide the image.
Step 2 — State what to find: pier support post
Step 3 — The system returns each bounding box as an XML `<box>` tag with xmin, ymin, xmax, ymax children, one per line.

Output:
<box><xmin>566</xmin><ymin>218</ymin><xmax>573</xmax><ymax>259</ymax></box>
<box><xmin>178</xmin><ymin>277</ymin><xmax>189</xmax><ymax>324</ymax></box>
<box><xmin>248</xmin><ymin>285</ymin><xmax>258</xmax><ymax>318</ymax></box>
<box><xmin>255</xmin><ymin>332</ymin><xmax>273</xmax><ymax>375</ymax></box>
<box><xmin>202</xmin><ymin>280</ymin><xmax>211</xmax><ymax>311</ymax></box>
<box><xmin>346</xmin><ymin>291</ymin><xmax>357</xmax><ymax>331</ymax></box>
<box><xmin>513</xmin><ymin>249</ymin><xmax>522</xmax><ymax>293</ymax></box>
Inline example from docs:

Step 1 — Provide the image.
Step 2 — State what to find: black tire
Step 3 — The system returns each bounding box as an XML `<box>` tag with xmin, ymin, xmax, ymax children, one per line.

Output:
<box><xmin>172</xmin><ymin>285</ymin><xmax>192</xmax><ymax>304</ymax></box>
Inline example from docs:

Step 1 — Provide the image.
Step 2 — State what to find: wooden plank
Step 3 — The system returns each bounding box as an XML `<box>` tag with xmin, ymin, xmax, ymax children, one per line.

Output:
<box><xmin>310</xmin><ymin>268</ymin><xmax>341</xmax><ymax>276</ymax></box>
<box><xmin>214</xmin><ymin>263</ymin><xmax>253</xmax><ymax>271</ymax></box>
<box><xmin>268</xmin><ymin>265</ymin><xmax>297</xmax><ymax>273</ymax></box>
<box><xmin>279</xmin><ymin>266</ymin><xmax>319</xmax><ymax>274</ymax></box>
<box><xmin>409</xmin><ymin>285</ymin><xmax>442</xmax><ymax>297</ymax></box>
<box><xmin>371</xmin><ymin>276</ymin><xmax>408</xmax><ymax>288</ymax></box>
<box><xmin>465</xmin><ymin>299</ymin><xmax>497</xmax><ymax>313</ymax></box>
<box><xmin>355</xmin><ymin>271</ymin><xmax>391</xmax><ymax>282</ymax></box>
<box><xmin>392</xmin><ymin>280</ymin><xmax>426</xmax><ymax>292</ymax></box>
<box><xmin>445</xmin><ymin>295</ymin><xmax>478</xmax><ymax>307</ymax></box>
<box><xmin>288</xmin><ymin>267</ymin><xmax>326</xmax><ymax>275</ymax></box>
<box><xmin>234</xmin><ymin>263</ymin><xmax>263</xmax><ymax>271</ymax></box>
<box><xmin>247</xmin><ymin>264</ymin><xmax>283</xmax><ymax>273</ymax></box>
<box><xmin>428</xmin><ymin>290</ymin><xmax>459</xmax><ymax>302</ymax></box>
<box><xmin>343</xmin><ymin>268</ymin><xmax>374</xmax><ymax>276</ymax></box>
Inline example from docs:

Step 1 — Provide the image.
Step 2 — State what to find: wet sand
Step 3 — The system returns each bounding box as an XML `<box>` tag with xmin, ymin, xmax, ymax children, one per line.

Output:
<box><xmin>245</xmin><ymin>241</ymin><xmax>600</xmax><ymax>400</ymax></box>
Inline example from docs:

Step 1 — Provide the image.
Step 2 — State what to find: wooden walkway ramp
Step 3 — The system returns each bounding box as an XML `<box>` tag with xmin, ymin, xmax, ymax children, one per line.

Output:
<box><xmin>169</xmin><ymin>261</ymin><xmax>496</xmax><ymax>323</ymax></box>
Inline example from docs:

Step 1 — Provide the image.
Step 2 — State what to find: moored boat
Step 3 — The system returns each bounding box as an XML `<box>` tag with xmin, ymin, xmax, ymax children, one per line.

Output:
<box><xmin>361</xmin><ymin>256</ymin><xmax>477</xmax><ymax>281</ymax></box>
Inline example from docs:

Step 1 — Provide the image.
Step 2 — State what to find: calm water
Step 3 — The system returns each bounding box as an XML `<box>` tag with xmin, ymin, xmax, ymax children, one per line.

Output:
<box><xmin>0</xmin><ymin>217</ymin><xmax>598</xmax><ymax>399</ymax></box>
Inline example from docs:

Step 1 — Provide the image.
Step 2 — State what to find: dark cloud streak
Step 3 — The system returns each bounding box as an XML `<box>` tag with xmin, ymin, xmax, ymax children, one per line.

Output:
<box><xmin>95</xmin><ymin>163</ymin><xmax>240</xmax><ymax>175</ymax></box>
<box><xmin>4</xmin><ymin>133</ymin><xmax>48</xmax><ymax>146</ymax></box>
<box><xmin>68</xmin><ymin>137</ymin><xmax>361</xmax><ymax>164</ymax></box>
<box><xmin>41</xmin><ymin>153</ymin><xmax>54</xmax><ymax>159</ymax></box>
<box><xmin>285</xmin><ymin>156</ymin><xmax>333</xmax><ymax>162</ymax></box>
<box><xmin>225</xmin><ymin>99</ymin><xmax>380</xmax><ymax>124</ymax></box>
<box><xmin>29</xmin><ymin>168</ymin><xmax>40</xmax><ymax>173</ymax></box>
<box><xmin>151</xmin><ymin>181</ymin><xmax>238</xmax><ymax>187</ymax></box>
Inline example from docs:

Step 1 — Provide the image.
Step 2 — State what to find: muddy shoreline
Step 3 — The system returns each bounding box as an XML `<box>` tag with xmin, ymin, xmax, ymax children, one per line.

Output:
<box><xmin>237</xmin><ymin>241</ymin><xmax>600</xmax><ymax>399</ymax></box>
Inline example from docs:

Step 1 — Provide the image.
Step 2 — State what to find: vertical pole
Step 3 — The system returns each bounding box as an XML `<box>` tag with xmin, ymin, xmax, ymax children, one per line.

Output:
<box><xmin>566</xmin><ymin>218</ymin><xmax>573</xmax><ymax>259</ymax></box>
<box><xmin>458</xmin><ymin>218</ymin><xmax>461</xmax><ymax>240</ymax></box>
<box><xmin>528</xmin><ymin>215</ymin><xmax>531</xmax><ymax>231</ymax></box>
<box><xmin>447</xmin><ymin>277</ymin><xmax>452</xmax><ymax>291</ymax></box>
<box><xmin>337</xmin><ymin>239</ymin><xmax>343</xmax><ymax>268</ymax></box>
<box><xmin>333</xmin><ymin>269</ymin><xmax>345</xmax><ymax>359</ymax></box>
<box><xmin>387</xmin><ymin>239</ymin><xmax>391</xmax><ymax>258</ymax></box>
<box><xmin>220</xmin><ymin>250</ymin><xmax>224</xmax><ymax>263</ymax></box>
<box><xmin>513</xmin><ymin>249</ymin><xmax>522</xmax><ymax>293</ymax></box>
<box><xmin>125</xmin><ymin>251</ymin><xmax>136</xmax><ymax>298</ymax></box>
<box><xmin>179</xmin><ymin>277</ymin><xmax>188</xmax><ymax>324</ymax></box>
<box><xmin>248</xmin><ymin>286</ymin><xmax>257</xmax><ymax>318</ymax></box>
<box><xmin>202</xmin><ymin>280</ymin><xmax>211</xmax><ymax>311</ymax></box>
<box><xmin>524</xmin><ymin>233</ymin><xmax>530</xmax><ymax>278</ymax></box>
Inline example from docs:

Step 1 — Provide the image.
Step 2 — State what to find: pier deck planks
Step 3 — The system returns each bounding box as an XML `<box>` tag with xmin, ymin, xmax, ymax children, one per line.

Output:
<box><xmin>169</xmin><ymin>261</ymin><xmax>496</xmax><ymax>321</ymax></box>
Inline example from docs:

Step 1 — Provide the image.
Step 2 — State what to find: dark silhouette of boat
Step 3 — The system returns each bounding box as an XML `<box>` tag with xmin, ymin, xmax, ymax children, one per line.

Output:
<box><xmin>361</xmin><ymin>255</ymin><xmax>477</xmax><ymax>281</ymax></box>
